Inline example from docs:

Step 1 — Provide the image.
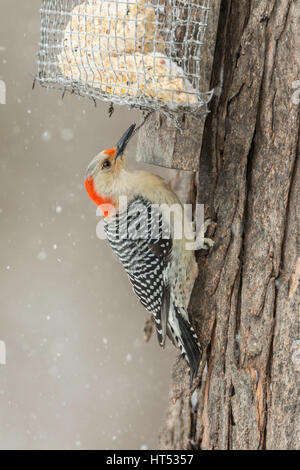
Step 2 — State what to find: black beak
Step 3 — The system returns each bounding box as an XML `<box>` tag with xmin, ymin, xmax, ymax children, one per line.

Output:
<box><xmin>115</xmin><ymin>124</ymin><xmax>136</xmax><ymax>160</ymax></box>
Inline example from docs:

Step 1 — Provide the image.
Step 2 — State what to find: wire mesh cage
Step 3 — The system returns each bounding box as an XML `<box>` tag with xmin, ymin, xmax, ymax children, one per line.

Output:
<box><xmin>36</xmin><ymin>0</ymin><xmax>212</xmax><ymax>117</ymax></box>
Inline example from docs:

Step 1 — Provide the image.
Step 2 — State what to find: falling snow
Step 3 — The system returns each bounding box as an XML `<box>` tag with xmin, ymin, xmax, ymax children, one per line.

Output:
<box><xmin>42</xmin><ymin>130</ymin><xmax>52</xmax><ymax>142</ymax></box>
<box><xmin>0</xmin><ymin>16</ymin><xmax>172</xmax><ymax>448</ymax></box>
<box><xmin>37</xmin><ymin>251</ymin><xmax>47</xmax><ymax>261</ymax></box>
<box><xmin>60</xmin><ymin>128</ymin><xmax>74</xmax><ymax>142</ymax></box>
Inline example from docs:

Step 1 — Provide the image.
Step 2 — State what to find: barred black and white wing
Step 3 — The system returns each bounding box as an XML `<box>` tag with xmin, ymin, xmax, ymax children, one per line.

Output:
<box><xmin>104</xmin><ymin>195</ymin><xmax>201</xmax><ymax>383</ymax></box>
<box><xmin>104</xmin><ymin>196</ymin><xmax>172</xmax><ymax>347</ymax></box>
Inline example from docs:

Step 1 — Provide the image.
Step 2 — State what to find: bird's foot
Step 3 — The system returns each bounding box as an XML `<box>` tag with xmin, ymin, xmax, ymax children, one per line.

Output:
<box><xmin>194</xmin><ymin>218</ymin><xmax>216</xmax><ymax>251</ymax></box>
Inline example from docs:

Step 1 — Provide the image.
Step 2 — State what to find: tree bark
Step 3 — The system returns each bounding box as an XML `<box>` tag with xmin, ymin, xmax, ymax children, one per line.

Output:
<box><xmin>159</xmin><ymin>0</ymin><xmax>300</xmax><ymax>450</ymax></box>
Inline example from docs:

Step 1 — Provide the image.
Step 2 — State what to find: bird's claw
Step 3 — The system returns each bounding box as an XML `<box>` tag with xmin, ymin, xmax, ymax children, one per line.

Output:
<box><xmin>194</xmin><ymin>218</ymin><xmax>216</xmax><ymax>251</ymax></box>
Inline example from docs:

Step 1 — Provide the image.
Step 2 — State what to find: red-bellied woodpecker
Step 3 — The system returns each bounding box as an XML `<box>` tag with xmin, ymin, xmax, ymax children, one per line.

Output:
<box><xmin>84</xmin><ymin>124</ymin><xmax>214</xmax><ymax>384</ymax></box>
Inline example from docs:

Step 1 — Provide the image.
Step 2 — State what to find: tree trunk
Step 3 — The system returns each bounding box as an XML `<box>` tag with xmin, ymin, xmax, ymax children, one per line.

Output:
<box><xmin>159</xmin><ymin>0</ymin><xmax>300</xmax><ymax>450</ymax></box>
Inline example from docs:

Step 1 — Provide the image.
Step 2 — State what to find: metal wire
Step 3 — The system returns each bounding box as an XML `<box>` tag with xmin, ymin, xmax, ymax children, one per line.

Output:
<box><xmin>36</xmin><ymin>0</ymin><xmax>212</xmax><ymax>117</ymax></box>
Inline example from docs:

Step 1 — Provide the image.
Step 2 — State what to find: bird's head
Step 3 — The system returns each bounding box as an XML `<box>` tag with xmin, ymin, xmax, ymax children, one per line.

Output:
<box><xmin>84</xmin><ymin>124</ymin><xmax>135</xmax><ymax>217</ymax></box>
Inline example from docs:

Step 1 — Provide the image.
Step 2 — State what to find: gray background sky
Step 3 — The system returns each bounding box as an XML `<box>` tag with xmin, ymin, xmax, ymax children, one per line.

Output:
<box><xmin>0</xmin><ymin>0</ymin><xmax>177</xmax><ymax>450</ymax></box>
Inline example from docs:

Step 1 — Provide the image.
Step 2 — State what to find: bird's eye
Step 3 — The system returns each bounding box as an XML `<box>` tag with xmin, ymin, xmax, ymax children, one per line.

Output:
<box><xmin>101</xmin><ymin>159</ymin><xmax>111</xmax><ymax>170</ymax></box>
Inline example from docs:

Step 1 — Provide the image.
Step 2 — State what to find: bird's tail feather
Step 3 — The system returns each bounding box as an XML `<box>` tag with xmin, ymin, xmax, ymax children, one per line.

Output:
<box><xmin>170</xmin><ymin>304</ymin><xmax>201</xmax><ymax>386</ymax></box>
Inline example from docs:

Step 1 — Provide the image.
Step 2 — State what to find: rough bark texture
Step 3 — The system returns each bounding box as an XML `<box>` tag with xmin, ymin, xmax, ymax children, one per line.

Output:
<box><xmin>158</xmin><ymin>0</ymin><xmax>300</xmax><ymax>450</ymax></box>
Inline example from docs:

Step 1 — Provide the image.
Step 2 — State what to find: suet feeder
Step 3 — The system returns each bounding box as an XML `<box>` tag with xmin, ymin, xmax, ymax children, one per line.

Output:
<box><xmin>36</xmin><ymin>0</ymin><xmax>220</xmax><ymax>170</ymax></box>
